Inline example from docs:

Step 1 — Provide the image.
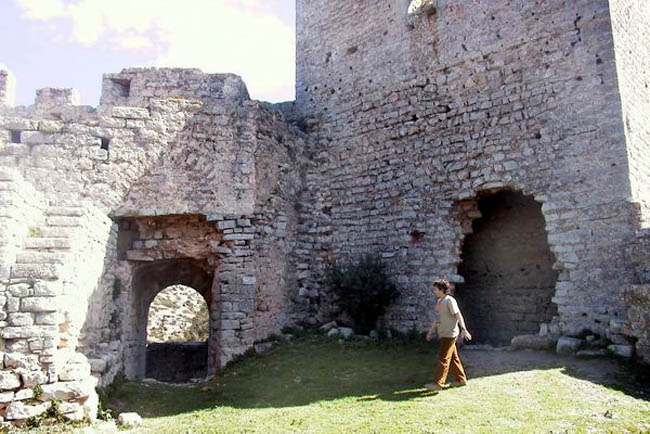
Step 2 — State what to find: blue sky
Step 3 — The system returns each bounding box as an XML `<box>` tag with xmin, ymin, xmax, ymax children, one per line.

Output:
<box><xmin>0</xmin><ymin>0</ymin><xmax>296</xmax><ymax>106</ymax></box>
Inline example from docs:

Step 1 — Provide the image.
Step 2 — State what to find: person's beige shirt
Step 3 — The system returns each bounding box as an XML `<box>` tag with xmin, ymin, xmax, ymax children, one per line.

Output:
<box><xmin>437</xmin><ymin>295</ymin><xmax>460</xmax><ymax>338</ymax></box>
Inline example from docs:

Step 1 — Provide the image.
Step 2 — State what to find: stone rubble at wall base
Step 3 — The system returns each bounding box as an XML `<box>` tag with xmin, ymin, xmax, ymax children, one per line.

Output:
<box><xmin>0</xmin><ymin>0</ymin><xmax>649</xmax><ymax>426</ymax></box>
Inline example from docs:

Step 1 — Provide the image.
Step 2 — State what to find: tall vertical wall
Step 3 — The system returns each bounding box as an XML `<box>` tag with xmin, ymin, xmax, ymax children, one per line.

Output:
<box><xmin>609</xmin><ymin>0</ymin><xmax>650</xmax><ymax>226</ymax></box>
<box><xmin>295</xmin><ymin>0</ymin><xmax>638</xmax><ymax>336</ymax></box>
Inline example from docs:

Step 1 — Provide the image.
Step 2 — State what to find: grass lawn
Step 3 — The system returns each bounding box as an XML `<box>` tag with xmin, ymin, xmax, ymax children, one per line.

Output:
<box><xmin>105</xmin><ymin>336</ymin><xmax>650</xmax><ymax>433</ymax></box>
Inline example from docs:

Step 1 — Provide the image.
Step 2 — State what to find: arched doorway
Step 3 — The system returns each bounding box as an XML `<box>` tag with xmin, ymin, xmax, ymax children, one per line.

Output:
<box><xmin>130</xmin><ymin>258</ymin><xmax>217</xmax><ymax>380</ymax></box>
<box><xmin>146</xmin><ymin>285</ymin><xmax>210</xmax><ymax>382</ymax></box>
<box><xmin>455</xmin><ymin>190</ymin><xmax>558</xmax><ymax>345</ymax></box>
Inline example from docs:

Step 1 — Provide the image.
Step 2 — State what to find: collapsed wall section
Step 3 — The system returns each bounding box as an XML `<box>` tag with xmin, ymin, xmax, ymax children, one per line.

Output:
<box><xmin>295</xmin><ymin>0</ymin><xmax>637</xmax><ymax>343</ymax></box>
<box><xmin>0</xmin><ymin>67</ymin><xmax>307</xmax><ymax>424</ymax></box>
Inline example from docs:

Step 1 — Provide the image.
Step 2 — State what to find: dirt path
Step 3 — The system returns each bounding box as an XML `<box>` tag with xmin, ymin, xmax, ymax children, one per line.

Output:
<box><xmin>461</xmin><ymin>347</ymin><xmax>648</xmax><ymax>399</ymax></box>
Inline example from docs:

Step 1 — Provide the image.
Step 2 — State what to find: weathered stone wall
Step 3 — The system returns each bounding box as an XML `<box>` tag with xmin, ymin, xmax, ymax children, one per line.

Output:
<box><xmin>0</xmin><ymin>67</ymin><xmax>308</xmax><ymax>424</ymax></box>
<box><xmin>294</xmin><ymin>0</ymin><xmax>638</xmax><ymax>339</ymax></box>
<box><xmin>0</xmin><ymin>69</ymin><xmax>15</xmax><ymax>108</ymax></box>
<box><xmin>609</xmin><ymin>0</ymin><xmax>650</xmax><ymax>226</ymax></box>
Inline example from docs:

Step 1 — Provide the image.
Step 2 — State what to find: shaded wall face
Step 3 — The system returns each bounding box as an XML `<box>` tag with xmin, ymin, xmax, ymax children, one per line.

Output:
<box><xmin>456</xmin><ymin>191</ymin><xmax>558</xmax><ymax>344</ymax></box>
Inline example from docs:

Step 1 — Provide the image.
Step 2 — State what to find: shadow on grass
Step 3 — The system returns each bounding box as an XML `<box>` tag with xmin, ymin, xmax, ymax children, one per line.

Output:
<box><xmin>105</xmin><ymin>336</ymin><xmax>649</xmax><ymax>419</ymax></box>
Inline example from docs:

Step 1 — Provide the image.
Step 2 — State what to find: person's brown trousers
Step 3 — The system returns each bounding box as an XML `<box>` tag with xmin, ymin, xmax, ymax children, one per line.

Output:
<box><xmin>434</xmin><ymin>337</ymin><xmax>467</xmax><ymax>386</ymax></box>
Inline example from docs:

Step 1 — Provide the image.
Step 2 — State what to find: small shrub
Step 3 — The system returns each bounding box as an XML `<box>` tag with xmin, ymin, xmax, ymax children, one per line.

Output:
<box><xmin>32</xmin><ymin>384</ymin><xmax>43</xmax><ymax>400</ymax></box>
<box><xmin>28</xmin><ymin>226</ymin><xmax>41</xmax><ymax>237</ymax></box>
<box><xmin>325</xmin><ymin>254</ymin><xmax>400</xmax><ymax>334</ymax></box>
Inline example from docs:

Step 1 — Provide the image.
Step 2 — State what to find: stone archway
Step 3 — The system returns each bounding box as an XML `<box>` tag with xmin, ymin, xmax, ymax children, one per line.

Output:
<box><xmin>131</xmin><ymin>258</ymin><xmax>217</xmax><ymax>380</ymax></box>
<box><xmin>146</xmin><ymin>284</ymin><xmax>210</xmax><ymax>382</ymax></box>
<box><xmin>455</xmin><ymin>190</ymin><xmax>558</xmax><ymax>345</ymax></box>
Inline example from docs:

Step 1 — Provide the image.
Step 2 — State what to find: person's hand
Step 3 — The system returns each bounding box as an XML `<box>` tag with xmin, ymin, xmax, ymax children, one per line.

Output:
<box><xmin>461</xmin><ymin>330</ymin><xmax>472</xmax><ymax>341</ymax></box>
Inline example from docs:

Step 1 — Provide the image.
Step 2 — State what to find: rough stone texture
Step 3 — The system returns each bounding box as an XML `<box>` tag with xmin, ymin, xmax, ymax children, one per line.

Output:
<box><xmin>147</xmin><ymin>285</ymin><xmax>208</xmax><ymax>343</ymax></box>
<box><xmin>557</xmin><ymin>337</ymin><xmax>584</xmax><ymax>355</ymax></box>
<box><xmin>0</xmin><ymin>68</ymin><xmax>16</xmax><ymax>107</ymax></box>
<box><xmin>0</xmin><ymin>67</ymin><xmax>307</xmax><ymax>422</ymax></box>
<box><xmin>118</xmin><ymin>412</ymin><xmax>143</xmax><ymax>428</ymax></box>
<box><xmin>456</xmin><ymin>191</ymin><xmax>558</xmax><ymax>345</ymax></box>
<box><xmin>293</xmin><ymin>0</ymin><xmax>649</xmax><ymax>351</ymax></box>
<box><xmin>0</xmin><ymin>0</ymin><xmax>649</xmax><ymax>426</ymax></box>
<box><xmin>510</xmin><ymin>335</ymin><xmax>555</xmax><ymax>351</ymax></box>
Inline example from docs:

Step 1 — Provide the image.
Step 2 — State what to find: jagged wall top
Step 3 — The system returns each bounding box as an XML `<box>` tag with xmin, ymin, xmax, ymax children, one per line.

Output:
<box><xmin>0</xmin><ymin>68</ymin><xmax>16</xmax><ymax>107</ymax></box>
<box><xmin>101</xmin><ymin>68</ymin><xmax>250</xmax><ymax>108</ymax></box>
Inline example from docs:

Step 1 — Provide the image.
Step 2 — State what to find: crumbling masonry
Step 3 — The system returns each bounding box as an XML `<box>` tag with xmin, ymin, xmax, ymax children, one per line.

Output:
<box><xmin>0</xmin><ymin>0</ymin><xmax>649</xmax><ymax>424</ymax></box>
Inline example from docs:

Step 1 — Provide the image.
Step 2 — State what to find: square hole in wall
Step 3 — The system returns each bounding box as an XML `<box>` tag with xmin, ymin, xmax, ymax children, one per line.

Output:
<box><xmin>110</xmin><ymin>78</ymin><xmax>131</xmax><ymax>97</ymax></box>
<box><xmin>9</xmin><ymin>130</ymin><xmax>21</xmax><ymax>144</ymax></box>
<box><xmin>101</xmin><ymin>137</ymin><xmax>110</xmax><ymax>151</ymax></box>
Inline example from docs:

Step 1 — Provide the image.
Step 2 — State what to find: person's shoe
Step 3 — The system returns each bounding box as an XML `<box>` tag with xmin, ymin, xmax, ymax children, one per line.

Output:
<box><xmin>449</xmin><ymin>381</ymin><xmax>468</xmax><ymax>388</ymax></box>
<box><xmin>424</xmin><ymin>383</ymin><xmax>448</xmax><ymax>391</ymax></box>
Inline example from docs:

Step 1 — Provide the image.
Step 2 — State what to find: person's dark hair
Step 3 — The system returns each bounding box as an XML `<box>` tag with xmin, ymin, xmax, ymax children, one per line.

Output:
<box><xmin>433</xmin><ymin>279</ymin><xmax>451</xmax><ymax>294</ymax></box>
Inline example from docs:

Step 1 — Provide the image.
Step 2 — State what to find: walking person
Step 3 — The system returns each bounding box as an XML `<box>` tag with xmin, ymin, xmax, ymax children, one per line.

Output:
<box><xmin>425</xmin><ymin>279</ymin><xmax>471</xmax><ymax>391</ymax></box>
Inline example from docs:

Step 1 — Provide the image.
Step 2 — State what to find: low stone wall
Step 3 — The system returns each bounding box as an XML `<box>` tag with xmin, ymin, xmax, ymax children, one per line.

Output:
<box><xmin>622</xmin><ymin>285</ymin><xmax>650</xmax><ymax>364</ymax></box>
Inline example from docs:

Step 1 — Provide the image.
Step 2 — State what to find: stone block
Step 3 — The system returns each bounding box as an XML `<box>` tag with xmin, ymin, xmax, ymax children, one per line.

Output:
<box><xmin>39</xmin><ymin>380</ymin><xmax>92</xmax><ymax>401</ymax></box>
<box><xmin>327</xmin><ymin>328</ymin><xmax>340</xmax><ymax>337</ymax></box>
<box><xmin>21</xmin><ymin>297</ymin><xmax>59</xmax><ymax>312</ymax></box>
<box><xmin>21</xmin><ymin>370</ymin><xmax>47</xmax><ymax>388</ymax></box>
<box><xmin>5</xmin><ymin>353</ymin><xmax>39</xmax><ymax>370</ymax></box>
<box><xmin>59</xmin><ymin>361</ymin><xmax>91</xmax><ymax>381</ymax></box>
<box><xmin>254</xmin><ymin>342</ymin><xmax>274</xmax><ymax>355</ymax></box>
<box><xmin>607</xmin><ymin>345</ymin><xmax>634</xmax><ymax>359</ymax></box>
<box><xmin>111</xmin><ymin>106</ymin><xmax>150</xmax><ymax>119</ymax></box>
<box><xmin>14</xmin><ymin>389</ymin><xmax>34</xmax><ymax>400</ymax></box>
<box><xmin>7</xmin><ymin>284</ymin><xmax>30</xmax><ymax>297</ymax></box>
<box><xmin>6</xmin><ymin>296</ymin><xmax>20</xmax><ymax>313</ymax></box>
<box><xmin>0</xmin><ymin>391</ymin><xmax>14</xmax><ymax>403</ymax></box>
<box><xmin>34</xmin><ymin>312</ymin><xmax>64</xmax><ymax>325</ymax></box>
<box><xmin>556</xmin><ymin>337</ymin><xmax>584</xmax><ymax>355</ymax></box>
<box><xmin>0</xmin><ymin>372</ymin><xmax>21</xmax><ymax>390</ymax></box>
<box><xmin>218</xmin><ymin>220</ymin><xmax>237</xmax><ymax>230</ymax></box>
<box><xmin>510</xmin><ymin>335</ymin><xmax>555</xmax><ymax>350</ymax></box>
<box><xmin>88</xmin><ymin>358</ymin><xmax>107</xmax><ymax>373</ymax></box>
<box><xmin>118</xmin><ymin>412</ymin><xmax>143</xmax><ymax>428</ymax></box>
<box><xmin>576</xmin><ymin>349</ymin><xmax>608</xmax><ymax>358</ymax></box>
<box><xmin>609</xmin><ymin>319</ymin><xmax>627</xmax><ymax>335</ymax></box>
<box><xmin>339</xmin><ymin>327</ymin><xmax>355</xmax><ymax>339</ymax></box>
<box><xmin>4</xmin><ymin>401</ymin><xmax>48</xmax><ymax>420</ymax></box>
<box><xmin>8</xmin><ymin>313</ymin><xmax>34</xmax><ymax>327</ymax></box>
<box><xmin>2</xmin><ymin>326</ymin><xmax>41</xmax><ymax>339</ymax></box>
<box><xmin>319</xmin><ymin>321</ymin><xmax>337</xmax><ymax>332</ymax></box>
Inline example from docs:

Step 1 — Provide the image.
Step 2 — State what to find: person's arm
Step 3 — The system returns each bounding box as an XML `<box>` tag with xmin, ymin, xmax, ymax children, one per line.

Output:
<box><xmin>426</xmin><ymin>319</ymin><xmax>437</xmax><ymax>341</ymax></box>
<box><xmin>454</xmin><ymin>311</ymin><xmax>472</xmax><ymax>341</ymax></box>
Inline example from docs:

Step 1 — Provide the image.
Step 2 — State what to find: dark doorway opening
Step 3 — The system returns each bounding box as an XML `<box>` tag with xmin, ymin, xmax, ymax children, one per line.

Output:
<box><xmin>146</xmin><ymin>285</ymin><xmax>210</xmax><ymax>382</ymax></box>
<box><xmin>456</xmin><ymin>190</ymin><xmax>558</xmax><ymax>345</ymax></box>
<box><xmin>132</xmin><ymin>258</ymin><xmax>215</xmax><ymax>381</ymax></box>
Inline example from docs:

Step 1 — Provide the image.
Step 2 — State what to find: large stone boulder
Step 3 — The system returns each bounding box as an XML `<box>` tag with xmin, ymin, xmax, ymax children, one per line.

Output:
<box><xmin>556</xmin><ymin>337</ymin><xmax>584</xmax><ymax>355</ymax></box>
<box><xmin>510</xmin><ymin>335</ymin><xmax>555</xmax><ymax>350</ymax></box>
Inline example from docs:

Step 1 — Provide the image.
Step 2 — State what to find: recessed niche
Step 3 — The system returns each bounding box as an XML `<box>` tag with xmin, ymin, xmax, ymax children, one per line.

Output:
<box><xmin>10</xmin><ymin>130</ymin><xmax>21</xmax><ymax>144</ymax></box>
<box><xmin>110</xmin><ymin>78</ymin><xmax>131</xmax><ymax>97</ymax></box>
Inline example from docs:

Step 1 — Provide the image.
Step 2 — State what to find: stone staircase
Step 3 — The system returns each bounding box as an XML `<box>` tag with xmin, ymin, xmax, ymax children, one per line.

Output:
<box><xmin>10</xmin><ymin>203</ymin><xmax>86</xmax><ymax>282</ymax></box>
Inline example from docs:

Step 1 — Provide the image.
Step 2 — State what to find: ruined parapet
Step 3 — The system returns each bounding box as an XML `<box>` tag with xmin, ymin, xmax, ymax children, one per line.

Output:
<box><xmin>34</xmin><ymin>87</ymin><xmax>81</xmax><ymax>110</ymax></box>
<box><xmin>100</xmin><ymin>67</ymin><xmax>250</xmax><ymax>108</ymax></box>
<box><xmin>0</xmin><ymin>67</ymin><xmax>16</xmax><ymax>107</ymax></box>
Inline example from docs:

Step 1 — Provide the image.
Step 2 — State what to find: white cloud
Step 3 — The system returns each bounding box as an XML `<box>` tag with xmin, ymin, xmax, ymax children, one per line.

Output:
<box><xmin>13</xmin><ymin>0</ymin><xmax>295</xmax><ymax>101</ymax></box>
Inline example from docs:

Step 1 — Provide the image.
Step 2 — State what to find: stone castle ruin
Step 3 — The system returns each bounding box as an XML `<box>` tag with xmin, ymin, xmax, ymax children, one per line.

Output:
<box><xmin>0</xmin><ymin>0</ymin><xmax>648</xmax><ymax>424</ymax></box>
